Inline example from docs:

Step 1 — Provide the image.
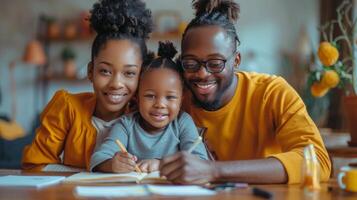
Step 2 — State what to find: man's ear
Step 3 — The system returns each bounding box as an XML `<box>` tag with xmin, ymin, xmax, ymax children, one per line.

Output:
<box><xmin>87</xmin><ymin>62</ymin><xmax>93</xmax><ymax>82</ymax></box>
<box><xmin>234</xmin><ymin>51</ymin><xmax>241</xmax><ymax>67</ymax></box>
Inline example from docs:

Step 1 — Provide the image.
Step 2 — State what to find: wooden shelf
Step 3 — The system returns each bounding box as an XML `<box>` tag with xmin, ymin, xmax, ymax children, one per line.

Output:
<box><xmin>40</xmin><ymin>73</ymin><xmax>89</xmax><ymax>83</ymax></box>
<box><xmin>40</xmin><ymin>35</ymin><xmax>95</xmax><ymax>43</ymax></box>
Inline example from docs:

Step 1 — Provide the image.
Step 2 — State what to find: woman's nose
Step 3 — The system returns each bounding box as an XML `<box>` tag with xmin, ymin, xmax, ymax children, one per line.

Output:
<box><xmin>109</xmin><ymin>74</ymin><xmax>124</xmax><ymax>89</ymax></box>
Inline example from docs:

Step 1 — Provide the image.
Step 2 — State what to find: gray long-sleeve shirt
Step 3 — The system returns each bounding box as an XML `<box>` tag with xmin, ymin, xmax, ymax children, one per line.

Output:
<box><xmin>90</xmin><ymin>111</ymin><xmax>208</xmax><ymax>171</ymax></box>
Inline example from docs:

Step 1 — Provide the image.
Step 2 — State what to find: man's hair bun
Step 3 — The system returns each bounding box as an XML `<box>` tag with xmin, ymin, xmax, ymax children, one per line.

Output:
<box><xmin>193</xmin><ymin>0</ymin><xmax>240</xmax><ymax>22</ymax></box>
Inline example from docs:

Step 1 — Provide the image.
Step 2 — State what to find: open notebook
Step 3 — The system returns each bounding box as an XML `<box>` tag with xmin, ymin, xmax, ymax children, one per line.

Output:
<box><xmin>64</xmin><ymin>171</ymin><xmax>168</xmax><ymax>184</ymax></box>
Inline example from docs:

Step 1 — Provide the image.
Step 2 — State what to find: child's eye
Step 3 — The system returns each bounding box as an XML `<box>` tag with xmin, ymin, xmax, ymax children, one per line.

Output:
<box><xmin>144</xmin><ymin>94</ymin><xmax>155</xmax><ymax>99</ymax></box>
<box><xmin>99</xmin><ymin>69</ymin><xmax>111</xmax><ymax>76</ymax></box>
<box><xmin>124</xmin><ymin>71</ymin><xmax>136</xmax><ymax>77</ymax></box>
<box><xmin>167</xmin><ymin>95</ymin><xmax>178</xmax><ymax>100</ymax></box>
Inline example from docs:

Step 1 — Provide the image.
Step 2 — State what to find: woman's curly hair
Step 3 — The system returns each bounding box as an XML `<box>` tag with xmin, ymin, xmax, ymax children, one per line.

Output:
<box><xmin>90</xmin><ymin>0</ymin><xmax>153</xmax><ymax>61</ymax></box>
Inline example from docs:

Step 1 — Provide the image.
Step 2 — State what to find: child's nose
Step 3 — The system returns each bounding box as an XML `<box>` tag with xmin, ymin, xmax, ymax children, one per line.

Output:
<box><xmin>154</xmin><ymin>98</ymin><xmax>166</xmax><ymax>108</ymax></box>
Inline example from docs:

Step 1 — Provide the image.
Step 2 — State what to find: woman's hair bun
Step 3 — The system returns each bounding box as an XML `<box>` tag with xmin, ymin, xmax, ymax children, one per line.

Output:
<box><xmin>193</xmin><ymin>0</ymin><xmax>240</xmax><ymax>22</ymax></box>
<box><xmin>90</xmin><ymin>0</ymin><xmax>153</xmax><ymax>38</ymax></box>
<box><xmin>157</xmin><ymin>41</ymin><xmax>177</xmax><ymax>60</ymax></box>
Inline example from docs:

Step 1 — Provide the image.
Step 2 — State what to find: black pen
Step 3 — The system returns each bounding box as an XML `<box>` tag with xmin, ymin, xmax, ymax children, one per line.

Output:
<box><xmin>252</xmin><ymin>187</ymin><xmax>273</xmax><ymax>199</ymax></box>
<box><xmin>211</xmin><ymin>183</ymin><xmax>248</xmax><ymax>191</ymax></box>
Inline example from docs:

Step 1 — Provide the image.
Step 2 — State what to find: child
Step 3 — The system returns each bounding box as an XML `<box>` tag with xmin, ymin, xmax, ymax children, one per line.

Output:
<box><xmin>90</xmin><ymin>42</ymin><xmax>208</xmax><ymax>173</ymax></box>
<box><xmin>21</xmin><ymin>0</ymin><xmax>153</xmax><ymax>171</ymax></box>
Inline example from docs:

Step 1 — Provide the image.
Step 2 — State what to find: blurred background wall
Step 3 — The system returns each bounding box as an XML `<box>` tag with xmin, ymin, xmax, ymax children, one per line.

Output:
<box><xmin>0</xmin><ymin>0</ymin><xmax>319</xmax><ymax>133</ymax></box>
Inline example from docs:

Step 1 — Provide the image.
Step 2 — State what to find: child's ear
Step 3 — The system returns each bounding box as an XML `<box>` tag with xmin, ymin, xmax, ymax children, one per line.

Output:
<box><xmin>87</xmin><ymin>62</ymin><xmax>94</xmax><ymax>82</ymax></box>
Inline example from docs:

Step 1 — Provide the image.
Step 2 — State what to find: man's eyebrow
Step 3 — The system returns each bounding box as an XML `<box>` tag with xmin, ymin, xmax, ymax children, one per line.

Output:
<box><xmin>181</xmin><ymin>53</ymin><xmax>225</xmax><ymax>59</ymax></box>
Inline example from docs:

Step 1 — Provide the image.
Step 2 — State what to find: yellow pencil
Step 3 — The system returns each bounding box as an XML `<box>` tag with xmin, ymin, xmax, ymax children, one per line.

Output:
<box><xmin>115</xmin><ymin>139</ymin><xmax>142</xmax><ymax>174</ymax></box>
<box><xmin>188</xmin><ymin>136</ymin><xmax>202</xmax><ymax>153</ymax></box>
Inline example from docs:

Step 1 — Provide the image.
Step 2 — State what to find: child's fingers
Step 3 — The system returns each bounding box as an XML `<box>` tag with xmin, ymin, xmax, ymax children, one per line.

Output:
<box><xmin>114</xmin><ymin>152</ymin><xmax>137</xmax><ymax>166</ymax></box>
<box><xmin>114</xmin><ymin>161</ymin><xmax>135</xmax><ymax>172</ymax></box>
<box><xmin>138</xmin><ymin>162</ymin><xmax>149</xmax><ymax>172</ymax></box>
<box><xmin>148</xmin><ymin>160</ymin><xmax>160</xmax><ymax>172</ymax></box>
<box><xmin>118</xmin><ymin>151</ymin><xmax>137</xmax><ymax>161</ymax></box>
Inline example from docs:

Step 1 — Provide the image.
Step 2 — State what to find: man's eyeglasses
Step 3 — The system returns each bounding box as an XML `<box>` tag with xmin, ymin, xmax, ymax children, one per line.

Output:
<box><xmin>180</xmin><ymin>52</ymin><xmax>236</xmax><ymax>73</ymax></box>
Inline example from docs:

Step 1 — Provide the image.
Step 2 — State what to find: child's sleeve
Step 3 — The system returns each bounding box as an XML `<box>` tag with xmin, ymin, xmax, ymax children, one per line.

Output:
<box><xmin>178</xmin><ymin>112</ymin><xmax>208</xmax><ymax>160</ymax></box>
<box><xmin>21</xmin><ymin>90</ymin><xmax>72</xmax><ymax>171</ymax></box>
<box><xmin>89</xmin><ymin>121</ymin><xmax>128</xmax><ymax>171</ymax></box>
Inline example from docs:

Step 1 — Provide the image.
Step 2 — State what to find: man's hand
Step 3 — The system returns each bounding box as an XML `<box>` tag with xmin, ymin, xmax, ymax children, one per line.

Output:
<box><xmin>138</xmin><ymin>159</ymin><xmax>160</xmax><ymax>172</ymax></box>
<box><xmin>111</xmin><ymin>151</ymin><xmax>138</xmax><ymax>173</ymax></box>
<box><xmin>159</xmin><ymin>151</ymin><xmax>217</xmax><ymax>184</ymax></box>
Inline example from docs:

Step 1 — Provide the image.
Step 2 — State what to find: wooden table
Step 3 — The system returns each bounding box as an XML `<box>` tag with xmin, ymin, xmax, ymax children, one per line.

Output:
<box><xmin>0</xmin><ymin>170</ymin><xmax>356</xmax><ymax>200</ymax></box>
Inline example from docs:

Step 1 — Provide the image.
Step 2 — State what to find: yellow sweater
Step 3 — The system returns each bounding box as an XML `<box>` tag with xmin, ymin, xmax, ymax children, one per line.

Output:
<box><xmin>22</xmin><ymin>90</ymin><xmax>97</xmax><ymax>171</ymax></box>
<box><xmin>183</xmin><ymin>72</ymin><xmax>331</xmax><ymax>184</ymax></box>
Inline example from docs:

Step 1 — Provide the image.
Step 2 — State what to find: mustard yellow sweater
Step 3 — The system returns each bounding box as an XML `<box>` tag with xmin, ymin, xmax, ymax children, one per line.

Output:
<box><xmin>183</xmin><ymin>72</ymin><xmax>331</xmax><ymax>184</ymax></box>
<box><xmin>22</xmin><ymin>90</ymin><xmax>97</xmax><ymax>171</ymax></box>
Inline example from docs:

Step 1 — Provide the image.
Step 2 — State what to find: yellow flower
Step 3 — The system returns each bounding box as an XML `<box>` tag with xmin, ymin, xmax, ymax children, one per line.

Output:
<box><xmin>321</xmin><ymin>70</ymin><xmax>340</xmax><ymax>88</ymax></box>
<box><xmin>318</xmin><ymin>42</ymin><xmax>339</xmax><ymax>66</ymax></box>
<box><xmin>310</xmin><ymin>82</ymin><xmax>329</xmax><ymax>97</ymax></box>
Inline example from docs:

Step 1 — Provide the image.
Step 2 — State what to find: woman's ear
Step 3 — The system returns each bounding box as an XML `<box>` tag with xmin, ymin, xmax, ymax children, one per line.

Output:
<box><xmin>87</xmin><ymin>62</ymin><xmax>93</xmax><ymax>82</ymax></box>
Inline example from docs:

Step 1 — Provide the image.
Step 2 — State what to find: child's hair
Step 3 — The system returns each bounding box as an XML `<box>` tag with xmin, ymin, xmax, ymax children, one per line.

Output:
<box><xmin>182</xmin><ymin>0</ymin><xmax>240</xmax><ymax>52</ymax></box>
<box><xmin>90</xmin><ymin>0</ymin><xmax>153</xmax><ymax>62</ymax></box>
<box><xmin>140</xmin><ymin>41</ymin><xmax>183</xmax><ymax>85</ymax></box>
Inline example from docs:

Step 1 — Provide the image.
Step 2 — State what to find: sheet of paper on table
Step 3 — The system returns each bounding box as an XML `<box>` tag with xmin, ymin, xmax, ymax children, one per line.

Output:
<box><xmin>75</xmin><ymin>184</ymin><xmax>216</xmax><ymax>197</ymax></box>
<box><xmin>0</xmin><ymin>175</ymin><xmax>65</xmax><ymax>188</ymax></box>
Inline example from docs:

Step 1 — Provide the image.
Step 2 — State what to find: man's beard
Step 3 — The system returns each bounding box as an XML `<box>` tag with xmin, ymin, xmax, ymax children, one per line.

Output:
<box><xmin>187</xmin><ymin>75</ymin><xmax>233</xmax><ymax>111</ymax></box>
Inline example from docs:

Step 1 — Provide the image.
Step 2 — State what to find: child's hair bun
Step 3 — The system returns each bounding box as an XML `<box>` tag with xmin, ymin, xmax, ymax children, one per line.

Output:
<box><xmin>157</xmin><ymin>41</ymin><xmax>177</xmax><ymax>60</ymax></box>
<box><xmin>193</xmin><ymin>0</ymin><xmax>240</xmax><ymax>22</ymax></box>
<box><xmin>90</xmin><ymin>0</ymin><xmax>153</xmax><ymax>39</ymax></box>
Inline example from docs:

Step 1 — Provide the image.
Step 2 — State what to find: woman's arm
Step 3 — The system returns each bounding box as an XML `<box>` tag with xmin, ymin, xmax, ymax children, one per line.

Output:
<box><xmin>21</xmin><ymin>90</ymin><xmax>72</xmax><ymax>171</ymax></box>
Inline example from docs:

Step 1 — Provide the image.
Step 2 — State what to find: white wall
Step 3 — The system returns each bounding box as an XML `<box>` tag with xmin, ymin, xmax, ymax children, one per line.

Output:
<box><xmin>0</xmin><ymin>0</ymin><xmax>319</xmax><ymax>133</ymax></box>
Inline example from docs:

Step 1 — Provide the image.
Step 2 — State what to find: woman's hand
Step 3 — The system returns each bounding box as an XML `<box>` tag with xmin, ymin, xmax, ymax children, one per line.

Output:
<box><xmin>111</xmin><ymin>151</ymin><xmax>138</xmax><ymax>173</ymax></box>
<box><xmin>138</xmin><ymin>159</ymin><xmax>160</xmax><ymax>172</ymax></box>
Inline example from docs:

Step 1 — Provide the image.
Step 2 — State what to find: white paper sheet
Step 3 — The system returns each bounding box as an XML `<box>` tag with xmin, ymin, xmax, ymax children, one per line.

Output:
<box><xmin>75</xmin><ymin>185</ymin><xmax>149</xmax><ymax>197</ymax></box>
<box><xmin>0</xmin><ymin>175</ymin><xmax>65</xmax><ymax>188</ymax></box>
<box><xmin>146</xmin><ymin>185</ymin><xmax>216</xmax><ymax>196</ymax></box>
<box><xmin>75</xmin><ymin>184</ymin><xmax>216</xmax><ymax>197</ymax></box>
<box><xmin>42</xmin><ymin>164</ymin><xmax>85</xmax><ymax>172</ymax></box>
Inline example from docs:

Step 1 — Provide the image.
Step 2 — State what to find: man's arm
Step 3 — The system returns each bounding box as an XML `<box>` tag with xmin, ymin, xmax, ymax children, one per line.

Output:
<box><xmin>160</xmin><ymin>152</ymin><xmax>287</xmax><ymax>184</ymax></box>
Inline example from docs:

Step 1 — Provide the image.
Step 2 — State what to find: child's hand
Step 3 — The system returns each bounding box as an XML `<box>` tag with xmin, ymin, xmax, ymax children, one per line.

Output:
<box><xmin>138</xmin><ymin>159</ymin><xmax>160</xmax><ymax>172</ymax></box>
<box><xmin>111</xmin><ymin>151</ymin><xmax>138</xmax><ymax>173</ymax></box>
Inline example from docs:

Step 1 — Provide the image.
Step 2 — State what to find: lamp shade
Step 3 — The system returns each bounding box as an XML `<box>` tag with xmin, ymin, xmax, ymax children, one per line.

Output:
<box><xmin>22</xmin><ymin>40</ymin><xmax>46</xmax><ymax>65</ymax></box>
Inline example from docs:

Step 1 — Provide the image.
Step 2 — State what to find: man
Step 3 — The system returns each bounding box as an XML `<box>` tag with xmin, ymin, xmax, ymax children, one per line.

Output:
<box><xmin>159</xmin><ymin>0</ymin><xmax>331</xmax><ymax>184</ymax></box>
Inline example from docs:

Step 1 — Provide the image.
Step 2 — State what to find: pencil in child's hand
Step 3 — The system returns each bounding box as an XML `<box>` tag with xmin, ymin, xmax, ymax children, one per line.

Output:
<box><xmin>115</xmin><ymin>139</ymin><xmax>142</xmax><ymax>174</ymax></box>
<box><xmin>188</xmin><ymin>136</ymin><xmax>202</xmax><ymax>153</ymax></box>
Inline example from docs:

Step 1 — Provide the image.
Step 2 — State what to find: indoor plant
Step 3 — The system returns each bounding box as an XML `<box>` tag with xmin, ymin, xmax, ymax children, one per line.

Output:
<box><xmin>308</xmin><ymin>0</ymin><xmax>357</xmax><ymax>146</ymax></box>
<box><xmin>61</xmin><ymin>46</ymin><xmax>77</xmax><ymax>78</ymax></box>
